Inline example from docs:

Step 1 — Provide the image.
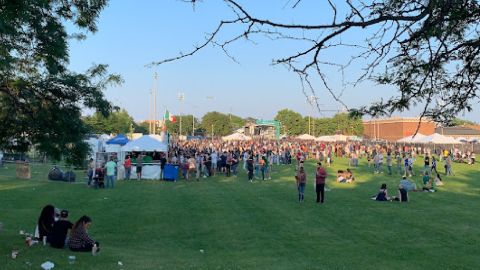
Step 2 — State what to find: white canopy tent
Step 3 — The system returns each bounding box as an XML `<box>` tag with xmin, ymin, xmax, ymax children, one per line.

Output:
<box><xmin>331</xmin><ymin>134</ymin><xmax>348</xmax><ymax>142</ymax></box>
<box><xmin>315</xmin><ymin>135</ymin><xmax>335</xmax><ymax>142</ymax></box>
<box><xmin>296</xmin><ymin>134</ymin><xmax>316</xmax><ymax>140</ymax></box>
<box><xmin>417</xmin><ymin>133</ymin><xmax>458</xmax><ymax>144</ymax></box>
<box><xmin>222</xmin><ymin>133</ymin><xmax>252</xmax><ymax>141</ymax></box>
<box><xmin>121</xmin><ymin>135</ymin><xmax>168</xmax><ymax>152</ymax></box>
<box><xmin>396</xmin><ymin>133</ymin><xmax>427</xmax><ymax>143</ymax></box>
<box><xmin>119</xmin><ymin>135</ymin><xmax>169</xmax><ymax>180</ymax></box>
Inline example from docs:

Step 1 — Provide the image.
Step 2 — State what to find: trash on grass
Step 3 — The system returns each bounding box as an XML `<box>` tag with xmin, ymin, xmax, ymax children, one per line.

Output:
<box><xmin>41</xmin><ymin>261</ymin><xmax>55</xmax><ymax>270</ymax></box>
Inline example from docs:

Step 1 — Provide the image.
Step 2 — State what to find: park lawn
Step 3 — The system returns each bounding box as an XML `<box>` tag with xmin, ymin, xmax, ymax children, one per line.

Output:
<box><xmin>0</xmin><ymin>158</ymin><xmax>479</xmax><ymax>270</ymax></box>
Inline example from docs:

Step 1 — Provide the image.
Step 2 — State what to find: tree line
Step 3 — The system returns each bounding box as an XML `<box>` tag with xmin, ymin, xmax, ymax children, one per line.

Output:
<box><xmin>83</xmin><ymin>108</ymin><xmax>365</xmax><ymax>137</ymax></box>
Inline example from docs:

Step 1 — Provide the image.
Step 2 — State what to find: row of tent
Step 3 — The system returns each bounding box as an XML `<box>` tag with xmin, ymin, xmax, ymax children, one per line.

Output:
<box><xmin>86</xmin><ymin>134</ymin><xmax>168</xmax><ymax>155</ymax></box>
<box><xmin>397</xmin><ymin>133</ymin><xmax>478</xmax><ymax>144</ymax></box>
<box><xmin>221</xmin><ymin>133</ymin><xmax>362</xmax><ymax>142</ymax></box>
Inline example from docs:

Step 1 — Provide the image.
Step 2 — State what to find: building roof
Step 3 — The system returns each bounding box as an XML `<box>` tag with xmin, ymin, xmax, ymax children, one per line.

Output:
<box><xmin>435</xmin><ymin>126</ymin><xmax>480</xmax><ymax>136</ymax></box>
<box><xmin>363</xmin><ymin>116</ymin><xmax>434</xmax><ymax>124</ymax></box>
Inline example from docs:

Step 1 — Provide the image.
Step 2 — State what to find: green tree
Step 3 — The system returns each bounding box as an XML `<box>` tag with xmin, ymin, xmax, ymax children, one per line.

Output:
<box><xmin>165</xmin><ymin>115</ymin><xmax>199</xmax><ymax>136</ymax></box>
<box><xmin>201</xmin><ymin>112</ymin><xmax>233</xmax><ymax>136</ymax></box>
<box><xmin>134</xmin><ymin>122</ymin><xmax>149</xmax><ymax>134</ymax></box>
<box><xmin>449</xmin><ymin>118</ymin><xmax>477</xmax><ymax>127</ymax></box>
<box><xmin>230</xmin><ymin>115</ymin><xmax>246</xmax><ymax>131</ymax></box>
<box><xmin>84</xmin><ymin>109</ymin><xmax>134</xmax><ymax>135</ymax></box>
<box><xmin>0</xmin><ymin>0</ymin><xmax>118</xmax><ymax>166</ymax></box>
<box><xmin>274</xmin><ymin>109</ymin><xmax>305</xmax><ymax>136</ymax></box>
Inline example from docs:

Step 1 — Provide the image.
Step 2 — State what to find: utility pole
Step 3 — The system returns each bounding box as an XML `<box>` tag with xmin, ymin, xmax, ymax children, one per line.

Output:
<box><xmin>192</xmin><ymin>115</ymin><xmax>195</xmax><ymax>136</ymax></box>
<box><xmin>152</xmin><ymin>72</ymin><xmax>158</xmax><ymax>135</ymax></box>
<box><xmin>178</xmin><ymin>92</ymin><xmax>185</xmax><ymax>136</ymax></box>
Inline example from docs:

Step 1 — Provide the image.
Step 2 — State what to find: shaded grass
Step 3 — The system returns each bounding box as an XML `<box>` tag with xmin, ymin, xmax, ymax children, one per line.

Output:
<box><xmin>0</xmin><ymin>158</ymin><xmax>479</xmax><ymax>269</ymax></box>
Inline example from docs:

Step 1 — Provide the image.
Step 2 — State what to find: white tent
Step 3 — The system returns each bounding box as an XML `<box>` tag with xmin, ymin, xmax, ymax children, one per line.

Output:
<box><xmin>417</xmin><ymin>133</ymin><xmax>458</xmax><ymax>144</ymax></box>
<box><xmin>396</xmin><ymin>133</ymin><xmax>427</xmax><ymax>143</ymax></box>
<box><xmin>121</xmin><ymin>135</ymin><xmax>168</xmax><ymax>152</ymax></box>
<box><xmin>347</xmin><ymin>135</ymin><xmax>363</xmax><ymax>141</ymax></box>
<box><xmin>296</xmin><ymin>134</ymin><xmax>316</xmax><ymax>140</ymax></box>
<box><xmin>331</xmin><ymin>134</ymin><xmax>348</xmax><ymax>142</ymax></box>
<box><xmin>222</xmin><ymin>133</ymin><xmax>252</xmax><ymax>141</ymax></box>
<box><xmin>315</xmin><ymin>135</ymin><xmax>335</xmax><ymax>142</ymax></box>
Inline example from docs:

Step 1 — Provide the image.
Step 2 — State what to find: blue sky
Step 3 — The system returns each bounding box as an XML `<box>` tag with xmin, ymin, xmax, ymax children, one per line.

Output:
<box><xmin>67</xmin><ymin>0</ymin><xmax>479</xmax><ymax>122</ymax></box>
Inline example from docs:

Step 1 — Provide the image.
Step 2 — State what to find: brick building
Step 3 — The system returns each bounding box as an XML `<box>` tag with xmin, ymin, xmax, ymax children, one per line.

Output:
<box><xmin>363</xmin><ymin>117</ymin><xmax>436</xmax><ymax>141</ymax></box>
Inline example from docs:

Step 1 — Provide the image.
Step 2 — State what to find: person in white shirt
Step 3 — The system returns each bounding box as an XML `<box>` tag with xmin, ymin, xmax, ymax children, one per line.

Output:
<box><xmin>210</xmin><ymin>151</ymin><xmax>218</xmax><ymax>176</ymax></box>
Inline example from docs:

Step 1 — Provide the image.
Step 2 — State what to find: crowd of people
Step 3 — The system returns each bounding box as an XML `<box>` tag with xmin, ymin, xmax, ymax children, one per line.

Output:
<box><xmin>83</xmin><ymin>137</ymin><xmax>474</xmax><ymax>205</ymax></box>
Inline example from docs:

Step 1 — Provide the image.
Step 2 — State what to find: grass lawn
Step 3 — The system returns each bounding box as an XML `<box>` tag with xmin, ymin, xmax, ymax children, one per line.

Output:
<box><xmin>0</xmin><ymin>158</ymin><xmax>479</xmax><ymax>270</ymax></box>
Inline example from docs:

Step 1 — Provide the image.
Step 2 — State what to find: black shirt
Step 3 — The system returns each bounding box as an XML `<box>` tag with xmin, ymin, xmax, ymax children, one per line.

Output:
<box><xmin>48</xmin><ymin>220</ymin><xmax>73</xmax><ymax>248</ymax></box>
<box><xmin>424</xmin><ymin>156</ymin><xmax>430</xmax><ymax>166</ymax></box>
<box><xmin>160</xmin><ymin>157</ymin><xmax>167</xmax><ymax>169</ymax></box>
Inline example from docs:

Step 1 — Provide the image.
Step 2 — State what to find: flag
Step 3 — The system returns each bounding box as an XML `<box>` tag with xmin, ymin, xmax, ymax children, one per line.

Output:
<box><xmin>164</xmin><ymin>110</ymin><xmax>177</xmax><ymax>123</ymax></box>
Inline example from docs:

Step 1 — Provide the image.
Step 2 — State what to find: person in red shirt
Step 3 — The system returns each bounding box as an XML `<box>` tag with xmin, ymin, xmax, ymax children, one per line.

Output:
<box><xmin>124</xmin><ymin>156</ymin><xmax>132</xmax><ymax>180</ymax></box>
<box><xmin>315</xmin><ymin>162</ymin><xmax>327</xmax><ymax>203</ymax></box>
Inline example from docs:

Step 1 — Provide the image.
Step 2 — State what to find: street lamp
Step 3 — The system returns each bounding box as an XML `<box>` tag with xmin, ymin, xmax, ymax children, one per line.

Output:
<box><xmin>178</xmin><ymin>92</ymin><xmax>185</xmax><ymax>136</ymax></box>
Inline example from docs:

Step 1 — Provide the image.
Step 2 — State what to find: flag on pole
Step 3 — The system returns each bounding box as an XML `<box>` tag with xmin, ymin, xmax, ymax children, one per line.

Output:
<box><xmin>164</xmin><ymin>110</ymin><xmax>177</xmax><ymax>123</ymax></box>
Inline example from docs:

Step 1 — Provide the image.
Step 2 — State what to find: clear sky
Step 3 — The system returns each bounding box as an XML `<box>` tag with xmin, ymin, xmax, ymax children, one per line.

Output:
<box><xmin>67</xmin><ymin>0</ymin><xmax>479</xmax><ymax>122</ymax></box>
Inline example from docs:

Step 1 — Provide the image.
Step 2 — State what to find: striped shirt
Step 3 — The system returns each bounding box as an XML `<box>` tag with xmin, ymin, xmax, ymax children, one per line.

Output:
<box><xmin>68</xmin><ymin>225</ymin><xmax>95</xmax><ymax>249</ymax></box>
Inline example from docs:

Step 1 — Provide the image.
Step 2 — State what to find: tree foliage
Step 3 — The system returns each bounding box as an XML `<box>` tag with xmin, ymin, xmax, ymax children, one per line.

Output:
<box><xmin>153</xmin><ymin>0</ymin><xmax>480</xmax><ymax>125</ymax></box>
<box><xmin>201</xmin><ymin>111</ymin><xmax>242</xmax><ymax>136</ymax></box>
<box><xmin>83</xmin><ymin>109</ymin><xmax>135</xmax><ymax>135</ymax></box>
<box><xmin>274</xmin><ymin>109</ymin><xmax>305</xmax><ymax>136</ymax></box>
<box><xmin>165</xmin><ymin>115</ymin><xmax>200</xmax><ymax>136</ymax></box>
<box><xmin>0</xmin><ymin>0</ymin><xmax>118</xmax><ymax>165</ymax></box>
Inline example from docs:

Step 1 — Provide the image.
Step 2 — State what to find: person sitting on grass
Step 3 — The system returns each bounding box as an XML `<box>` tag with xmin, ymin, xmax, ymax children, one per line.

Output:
<box><xmin>37</xmin><ymin>204</ymin><xmax>55</xmax><ymax>242</ymax></box>
<box><xmin>422</xmin><ymin>172</ymin><xmax>436</xmax><ymax>192</ymax></box>
<box><xmin>399</xmin><ymin>176</ymin><xmax>417</xmax><ymax>192</ymax></box>
<box><xmin>68</xmin><ymin>215</ymin><xmax>100</xmax><ymax>253</ymax></box>
<box><xmin>391</xmin><ymin>184</ymin><xmax>409</xmax><ymax>202</ymax></box>
<box><xmin>49</xmin><ymin>210</ymin><xmax>73</xmax><ymax>248</ymax></box>
<box><xmin>372</xmin><ymin>183</ymin><xmax>389</xmax><ymax>201</ymax></box>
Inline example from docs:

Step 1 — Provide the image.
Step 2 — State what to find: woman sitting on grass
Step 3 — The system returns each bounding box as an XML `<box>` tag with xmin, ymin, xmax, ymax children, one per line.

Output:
<box><xmin>37</xmin><ymin>204</ymin><xmax>55</xmax><ymax>242</ymax></box>
<box><xmin>422</xmin><ymin>172</ymin><xmax>436</xmax><ymax>192</ymax></box>
<box><xmin>68</xmin><ymin>215</ymin><xmax>99</xmax><ymax>253</ymax></box>
<box><xmin>372</xmin><ymin>183</ymin><xmax>389</xmax><ymax>201</ymax></box>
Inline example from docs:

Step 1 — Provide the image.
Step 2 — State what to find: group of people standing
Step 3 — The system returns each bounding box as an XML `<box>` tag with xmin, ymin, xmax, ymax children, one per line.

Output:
<box><xmin>295</xmin><ymin>162</ymin><xmax>327</xmax><ymax>203</ymax></box>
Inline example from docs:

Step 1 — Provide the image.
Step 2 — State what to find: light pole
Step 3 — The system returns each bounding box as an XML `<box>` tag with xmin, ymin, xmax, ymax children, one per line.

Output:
<box><xmin>178</xmin><ymin>92</ymin><xmax>185</xmax><ymax>136</ymax></box>
<box><xmin>307</xmin><ymin>95</ymin><xmax>318</xmax><ymax>136</ymax></box>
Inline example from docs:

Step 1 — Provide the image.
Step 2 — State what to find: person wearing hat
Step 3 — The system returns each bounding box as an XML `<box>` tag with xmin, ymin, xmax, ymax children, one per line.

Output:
<box><xmin>315</xmin><ymin>162</ymin><xmax>327</xmax><ymax>203</ymax></box>
<box><xmin>48</xmin><ymin>210</ymin><xmax>73</xmax><ymax>248</ymax></box>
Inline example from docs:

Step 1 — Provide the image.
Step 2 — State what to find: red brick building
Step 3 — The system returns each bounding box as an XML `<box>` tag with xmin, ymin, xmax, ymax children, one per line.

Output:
<box><xmin>363</xmin><ymin>117</ymin><xmax>436</xmax><ymax>141</ymax></box>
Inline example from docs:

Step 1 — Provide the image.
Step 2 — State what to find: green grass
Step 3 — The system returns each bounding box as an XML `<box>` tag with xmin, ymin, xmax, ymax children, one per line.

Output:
<box><xmin>0</xmin><ymin>158</ymin><xmax>479</xmax><ymax>270</ymax></box>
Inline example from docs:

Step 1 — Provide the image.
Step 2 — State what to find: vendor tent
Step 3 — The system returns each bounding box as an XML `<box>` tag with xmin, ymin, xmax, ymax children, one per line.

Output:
<box><xmin>121</xmin><ymin>135</ymin><xmax>168</xmax><ymax>152</ymax></box>
<box><xmin>315</xmin><ymin>135</ymin><xmax>335</xmax><ymax>142</ymax></box>
<box><xmin>396</xmin><ymin>133</ymin><xmax>427</xmax><ymax>143</ymax></box>
<box><xmin>347</xmin><ymin>135</ymin><xmax>363</xmax><ymax>141</ymax></box>
<box><xmin>296</xmin><ymin>134</ymin><xmax>316</xmax><ymax>140</ymax></box>
<box><xmin>106</xmin><ymin>134</ymin><xmax>129</xmax><ymax>145</ymax></box>
<box><xmin>417</xmin><ymin>133</ymin><xmax>458</xmax><ymax>144</ymax></box>
<box><xmin>222</xmin><ymin>133</ymin><xmax>252</xmax><ymax>141</ymax></box>
<box><xmin>331</xmin><ymin>134</ymin><xmax>348</xmax><ymax>142</ymax></box>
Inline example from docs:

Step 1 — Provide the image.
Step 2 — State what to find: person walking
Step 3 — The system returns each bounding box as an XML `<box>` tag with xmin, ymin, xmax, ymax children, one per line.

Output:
<box><xmin>295</xmin><ymin>167</ymin><xmax>307</xmax><ymax>203</ymax></box>
<box><xmin>124</xmin><ymin>156</ymin><xmax>131</xmax><ymax>180</ymax></box>
<box><xmin>136</xmin><ymin>153</ymin><xmax>144</xmax><ymax>180</ymax></box>
<box><xmin>87</xmin><ymin>158</ymin><xmax>94</xmax><ymax>186</ymax></box>
<box><xmin>315</xmin><ymin>162</ymin><xmax>327</xmax><ymax>203</ymax></box>
<box><xmin>105</xmin><ymin>158</ymin><xmax>116</xmax><ymax>188</ymax></box>
<box><xmin>247</xmin><ymin>155</ymin><xmax>254</xmax><ymax>182</ymax></box>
